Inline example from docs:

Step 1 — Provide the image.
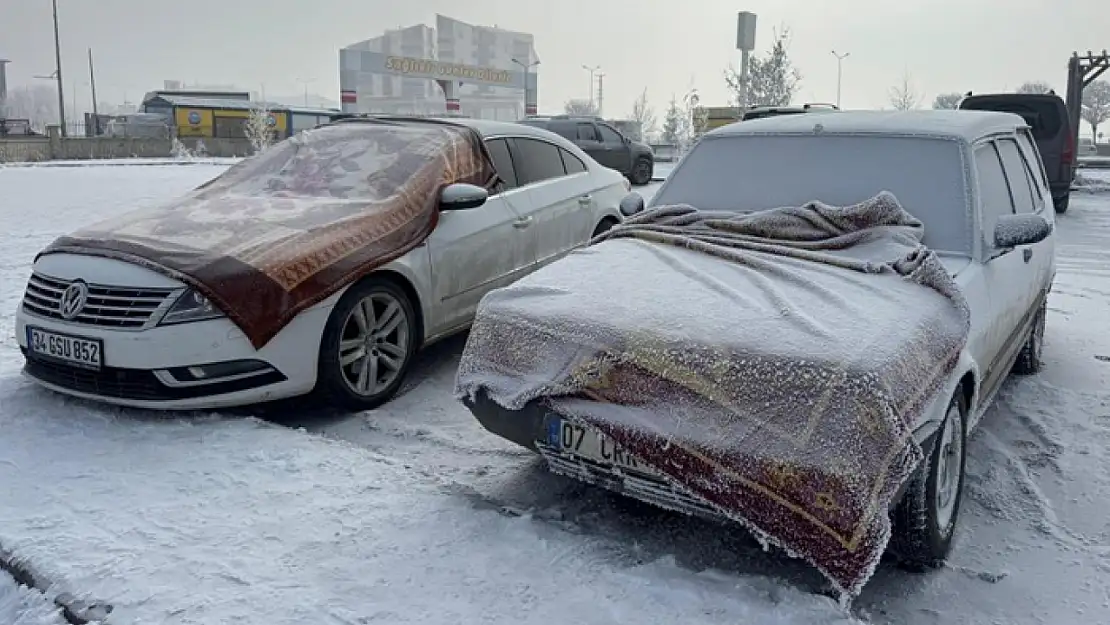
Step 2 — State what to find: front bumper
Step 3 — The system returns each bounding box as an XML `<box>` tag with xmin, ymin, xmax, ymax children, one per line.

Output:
<box><xmin>462</xmin><ymin>390</ymin><xmax>941</xmax><ymax>520</ymax></box>
<box><xmin>15</xmin><ymin>304</ymin><xmax>329</xmax><ymax>410</ymax></box>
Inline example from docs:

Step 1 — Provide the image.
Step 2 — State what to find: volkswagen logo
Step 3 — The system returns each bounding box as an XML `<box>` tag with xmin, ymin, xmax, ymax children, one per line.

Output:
<box><xmin>59</xmin><ymin>281</ymin><xmax>89</xmax><ymax>320</ymax></box>
<box><xmin>187</xmin><ymin>111</ymin><xmax>202</xmax><ymax>125</ymax></box>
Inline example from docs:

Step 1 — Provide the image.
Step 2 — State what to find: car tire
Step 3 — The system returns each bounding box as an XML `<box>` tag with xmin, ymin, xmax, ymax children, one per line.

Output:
<box><xmin>889</xmin><ymin>391</ymin><xmax>967</xmax><ymax>571</ymax></box>
<box><xmin>629</xmin><ymin>158</ymin><xmax>653</xmax><ymax>186</ymax></box>
<box><xmin>1012</xmin><ymin>299</ymin><xmax>1046</xmax><ymax>375</ymax></box>
<box><xmin>314</xmin><ymin>277</ymin><xmax>419</xmax><ymax>410</ymax></box>
<box><xmin>1054</xmin><ymin>194</ymin><xmax>1069</xmax><ymax>214</ymax></box>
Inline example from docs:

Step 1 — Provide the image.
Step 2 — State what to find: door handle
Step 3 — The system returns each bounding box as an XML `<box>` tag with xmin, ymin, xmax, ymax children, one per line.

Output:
<box><xmin>513</xmin><ymin>216</ymin><xmax>533</xmax><ymax>229</ymax></box>
<box><xmin>1023</xmin><ymin>248</ymin><xmax>1033</xmax><ymax>263</ymax></box>
<box><xmin>578</xmin><ymin>195</ymin><xmax>592</xmax><ymax>205</ymax></box>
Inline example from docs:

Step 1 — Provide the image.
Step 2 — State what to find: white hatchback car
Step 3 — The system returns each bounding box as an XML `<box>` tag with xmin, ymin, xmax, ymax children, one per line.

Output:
<box><xmin>16</xmin><ymin>117</ymin><xmax>631</xmax><ymax>410</ymax></box>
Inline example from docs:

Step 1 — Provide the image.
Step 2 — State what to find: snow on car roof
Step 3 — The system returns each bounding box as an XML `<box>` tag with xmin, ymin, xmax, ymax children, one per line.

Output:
<box><xmin>711</xmin><ymin>109</ymin><xmax>1029</xmax><ymax>142</ymax></box>
<box><xmin>425</xmin><ymin>117</ymin><xmax>555</xmax><ymax>139</ymax></box>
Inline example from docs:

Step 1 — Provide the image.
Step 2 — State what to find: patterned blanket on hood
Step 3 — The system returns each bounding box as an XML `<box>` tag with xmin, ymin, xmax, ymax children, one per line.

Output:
<box><xmin>455</xmin><ymin>192</ymin><xmax>972</xmax><ymax>598</ymax></box>
<box><xmin>37</xmin><ymin>119</ymin><xmax>500</xmax><ymax>348</ymax></box>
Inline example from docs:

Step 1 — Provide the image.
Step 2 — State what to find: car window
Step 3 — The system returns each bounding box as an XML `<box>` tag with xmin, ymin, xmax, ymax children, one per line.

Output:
<box><xmin>1016</xmin><ymin>129</ymin><xmax>1049</xmax><ymax>193</ymax></box>
<box><xmin>652</xmin><ymin>134</ymin><xmax>971</xmax><ymax>253</ymax></box>
<box><xmin>511</xmin><ymin>137</ymin><xmax>567</xmax><ymax>185</ymax></box>
<box><xmin>576</xmin><ymin>123</ymin><xmax>598</xmax><ymax>141</ymax></box>
<box><xmin>560</xmin><ymin>148</ymin><xmax>588</xmax><ymax>174</ymax></box>
<box><xmin>995</xmin><ymin>139</ymin><xmax>1038</xmax><ymax>214</ymax></box>
<box><xmin>597</xmin><ymin>124</ymin><xmax>623</xmax><ymax>143</ymax></box>
<box><xmin>484</xmin><ymin>138</ymin><xmax>517</xmax><ymax>191</ymax></box>
<box><xmin>974</xmin><ymin>142</ymin><xmax>1016</xmax><ymax>238</ymax></box>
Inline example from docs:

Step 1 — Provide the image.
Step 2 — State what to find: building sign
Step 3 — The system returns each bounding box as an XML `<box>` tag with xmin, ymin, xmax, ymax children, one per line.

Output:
<box><xmin>383</xmin><ymin>56</ymin><xmax>512</xmax><ymax>85</ymax></box>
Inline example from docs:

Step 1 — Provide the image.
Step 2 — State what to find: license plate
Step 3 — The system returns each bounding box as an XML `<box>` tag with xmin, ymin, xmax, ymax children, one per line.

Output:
<box><xmin>546</xmin><ymin>418</ymin><xmax>657</xmax><ymax>475</ymax></box>
<box><xmin>26</xmin><ymin>327</ymin><xmax>103</xmax><ymax>370</ymax></box>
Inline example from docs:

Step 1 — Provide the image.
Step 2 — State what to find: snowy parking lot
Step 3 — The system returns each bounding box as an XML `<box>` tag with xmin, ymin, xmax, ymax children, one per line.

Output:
<box><xmin>1</xmin><ymin>162</ymin><xmax>1108</xmax><ymax>625</ymax></box>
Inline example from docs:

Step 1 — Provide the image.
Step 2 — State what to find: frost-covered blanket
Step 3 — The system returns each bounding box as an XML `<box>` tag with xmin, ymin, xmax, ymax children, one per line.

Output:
<box><xmin>455</xmin><ymin>191</ymin><xmax>971</xmax><ymax>597</ymax></box>
<box><xmin>37</xmin><ymin>120</ymin><xmax>499</xmax><ymax>347</ymax></box>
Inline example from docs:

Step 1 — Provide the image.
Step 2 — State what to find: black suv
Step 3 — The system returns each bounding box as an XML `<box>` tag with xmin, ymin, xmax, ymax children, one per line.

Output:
<box><xmin>518</xmin><ymin>115</ymin><xmax>655</xmax><ymax>185</ymax></box>
<box><xmin>959</xmin><ymin>92</ymin><xmax>1074</xmax><ymax>213</ymax></box>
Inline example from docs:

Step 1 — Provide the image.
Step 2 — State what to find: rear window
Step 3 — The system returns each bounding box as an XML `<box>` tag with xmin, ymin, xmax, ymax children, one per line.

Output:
<box><xmin>653</xmin><ymin>134</ymin><xmax>971</xmax><ymax>253</ymax></box>
<box><xmin>959</xmin><ymin>97</ymin><xmax>1064</xmax><ymax>141</ymax></box>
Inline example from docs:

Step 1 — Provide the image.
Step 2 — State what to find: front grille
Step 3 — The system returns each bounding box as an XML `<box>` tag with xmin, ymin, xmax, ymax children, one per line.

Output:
<box><xmin>24</xmin><ymin>351</ymin><xmax>169</xmax><ymax>400</ymax></box>
<box><xmin>22</xmin><ymin>272</ymin><xmax>176</xmax><ymax>329</ymax></box>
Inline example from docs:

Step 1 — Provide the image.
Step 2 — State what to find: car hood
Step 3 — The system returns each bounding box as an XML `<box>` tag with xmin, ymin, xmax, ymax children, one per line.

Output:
<box><xmin>36</xmin><ymin>121</ymin><xmax>499</xmax><ymax>349</ymax></box>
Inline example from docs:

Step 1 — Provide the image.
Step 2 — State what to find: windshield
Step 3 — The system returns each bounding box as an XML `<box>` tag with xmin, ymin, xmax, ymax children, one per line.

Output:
<box><xmin>199</xmin><ymin>121</ymin><xmax>477</xmax><ymax>200</ymax></box>
<box><xmin>653</xmin><ymin>134</ymin><xmax>971</xmax><ymax>252</ymax></box>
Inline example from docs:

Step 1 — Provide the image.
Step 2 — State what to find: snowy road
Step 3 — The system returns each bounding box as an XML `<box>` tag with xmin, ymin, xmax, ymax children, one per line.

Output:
<box><xmin>0</xmin><ymin>163</ymin><xmax>1108</xmax><ymax>625</ymax></box>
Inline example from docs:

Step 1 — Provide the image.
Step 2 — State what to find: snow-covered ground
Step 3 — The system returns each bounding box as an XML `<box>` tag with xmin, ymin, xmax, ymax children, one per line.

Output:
<box><xmin>0</xmin><ymin>162</ymin><xmax>1108</xmax><ymax>625</ymax></box>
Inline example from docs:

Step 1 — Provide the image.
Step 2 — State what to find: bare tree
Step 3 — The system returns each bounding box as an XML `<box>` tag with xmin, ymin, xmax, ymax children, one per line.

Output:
<box><xmin>1016</xmin><ymin>81</ymin><xmax>1054</xmax><ymax>94</ymax></box>
<box><xmin>564</xmin><ymin>99</ymin><xmax>599</xmax><ymax>116</ymax></box>
<box><xmin>932</xmin><ymin>92</ymin><xmax>964</xmax><ymax>110</ymax></box>
<box><xmin>724</xmin><ymin>26</ymin><xmax>801</xmax><ymax>108</ymax></box>
<box><xmin>244</xmin><ymin>102</ymin><xmax>276</xmax><ymax>154</ymax></box>
<box><xmin>888</xmin><ymin>73</ymin><xmax>921</xmax><ymax>110</ymax></box>
<box><xmin>629</xmin><ymin>89</ymin><xmax>658</xmax><ymax>142</ymax></box>
<box><xmin>2</xmin><ymin>85</ymin><xmax>60</xmax><ymax>131</ymax></box>
<box><xmin>1081</xmin><ymin>80</ymin><xmax>1110</xmax><ymax>141</ymax></box>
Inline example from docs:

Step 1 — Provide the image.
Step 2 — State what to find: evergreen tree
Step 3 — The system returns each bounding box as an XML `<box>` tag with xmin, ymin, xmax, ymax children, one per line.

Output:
<box><xmin>725</xmin><ymin>27</ymin><xmax>801</xmax><ymax>108</ymax></box>
<box><xmin>662</xmin><ymin>96</ymin><xmax>682</xmax><ymax>145</ymax></box>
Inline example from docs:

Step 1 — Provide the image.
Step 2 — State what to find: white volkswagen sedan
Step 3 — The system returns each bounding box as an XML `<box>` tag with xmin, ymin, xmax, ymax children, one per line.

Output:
<box><xmin>16</xmin><ymin>117</ymin><xmax>632</xmax><ymax>411</ymax></box>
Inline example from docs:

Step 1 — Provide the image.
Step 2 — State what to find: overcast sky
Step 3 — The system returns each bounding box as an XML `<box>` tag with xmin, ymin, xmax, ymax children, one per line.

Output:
<box><xmin>2</xmin><ymin>0</ymin><xmax>1108</xmax><ymax>116</ymax></box>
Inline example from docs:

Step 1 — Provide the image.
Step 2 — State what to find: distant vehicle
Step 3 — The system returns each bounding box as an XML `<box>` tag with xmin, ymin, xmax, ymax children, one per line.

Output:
<box><xmin>463</xmin><ymin>110</ymin><xmax>1057</xmax><ymax>580</ymax></box>
<box><xmin>104</xmin><ymin>113</ymin><xmax>172</xmax><ymax>138</ymax></box>
<box><xmin>959</xmin><ymin>92</ymin><xmax>1074</xmax><ymax>213</ymax></box>
<box><xmin>1078</xmin><ymin>137</ymin><xmax>1097</xmax><ymax>156</ymax></box>
<box><xmin>518</xmin><ymin>115</ymin><xmax>655</xmax><ymax>186</ymax></box>
<box><xmin>17</xmin><ymin>117</ymin><xmax>630</xmax><ymax>411</ymax></box>
<box><xmin>0</xmin><ymin>118</ymin><xmax>38</xmax><ymax>136</ymax></box>
<box><xmin>740</xmin><ymin>103</ymin><xmax>839</xmax><ymax>122</ymax></box>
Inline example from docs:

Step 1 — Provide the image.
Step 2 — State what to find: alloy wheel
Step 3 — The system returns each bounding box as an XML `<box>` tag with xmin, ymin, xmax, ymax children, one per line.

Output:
<box><xmin>337</xmin><ymin>292</ymin><xmax>411</xmax><ymax>397</ymax></box>
<box><xmin>934</xmin><ymin>403</ymin><xmax>964</xmax><ymax>535</ymax></box>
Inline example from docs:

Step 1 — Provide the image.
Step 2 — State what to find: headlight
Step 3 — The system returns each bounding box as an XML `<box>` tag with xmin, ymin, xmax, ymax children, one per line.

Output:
<box><xmin>159</xmin><ymin>289</ymin><xmax>226</xmax><ymax>326</ymax></box>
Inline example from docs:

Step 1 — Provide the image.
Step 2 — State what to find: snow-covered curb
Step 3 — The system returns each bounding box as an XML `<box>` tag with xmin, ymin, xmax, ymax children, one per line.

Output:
<box><xmin>0</xmin><ymin>570</ymin><xmax>67</xmax><ymax>625</ymax></box>
<box><xmin>0</xmin><ymin>549</ymin><xmax>108</xmax><ymax>625</ymax></box>
<box><xmin>1072</xmin><ymin>172</ymin><xmax>1110</xmax><ymax>194</ymax></box>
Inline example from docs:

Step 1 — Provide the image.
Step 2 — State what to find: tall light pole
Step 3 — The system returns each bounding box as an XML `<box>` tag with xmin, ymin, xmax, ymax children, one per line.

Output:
<box><xmin>512</xmin><ymin>58</ymin><xmax>540</xmax><ymax>118</ymax></box>
<box><xmin>831</xmin><ymin>50</ymin><xmax>850</xmax><ymax>108</ymax></box>
<box><xmin>52</xmin><ymin>0</ymin><xmax>67</xmax><ymax>136</ymax></box>
<box><xmin>582</xmin><ymin>64</ymin><xmax>600</xmax><ymax>110</ymax></box>
<box><xmin>88</xmin><ymin>48</ymin><xmax>99</xmax><ymax>134</ymax></box>
<box><xmin>595</xmin><ymin>72</ymin><xmax>605</xmax><ymax>118</ymax></box>
<box><xmin>296</xmin><ymin>78</ymin><xmax>314</xmax><ymax>107</ymax></box>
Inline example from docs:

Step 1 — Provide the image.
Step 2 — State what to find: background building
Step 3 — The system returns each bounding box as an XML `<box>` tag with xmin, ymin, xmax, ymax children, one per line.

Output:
<box><xmin>339</xmin><ymin>14</ymin><xmax>539</xmax><ymax>120</ymax></box>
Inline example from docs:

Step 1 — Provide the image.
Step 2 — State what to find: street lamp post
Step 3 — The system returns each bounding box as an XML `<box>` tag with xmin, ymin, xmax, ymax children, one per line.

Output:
<box><xmin>52</xmin><ymin>0</ymin><xmax>67</xmax><ymax>137</ymax></box>
<box><xmin>831</xmin><ymin>50</ymin><xmax>850</xmax><ymax>108</ymax></box>
<box><xmin>582</xmin><ymin>64</ymin><xmax>601</xmax><ymax>110</ymax></box>
<box><xmin>296</xmin><ymin>78</ymin><xmax>315</xmax><ymax>107</ymax></box>
<box><xmin>512</xmin><ymin>58</ymin><xmax>540</xmax><ymax>118</ymax></box>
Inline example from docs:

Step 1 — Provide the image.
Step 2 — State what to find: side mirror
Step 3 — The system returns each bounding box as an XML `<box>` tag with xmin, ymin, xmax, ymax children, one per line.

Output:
<box><xmin>619</xmin><ymin>192</ymin><xmax>645</xmax><ymax>217</ymax></box>
<box><xmin>993</xmin><ymin>213</ymin><xmax>1053</xmax><ymax>249</ymax></box>
<box><xmin>440</xmin><ymin>183</ymin><xmax>488</xmax><ymax>211</ymax></box>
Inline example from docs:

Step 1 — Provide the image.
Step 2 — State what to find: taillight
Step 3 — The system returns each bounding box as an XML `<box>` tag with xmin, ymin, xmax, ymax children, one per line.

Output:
<box><xmin>1063</xmin><ymin>131</ymin><xmax>1075</xmax><ymax>169</ymax></box>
